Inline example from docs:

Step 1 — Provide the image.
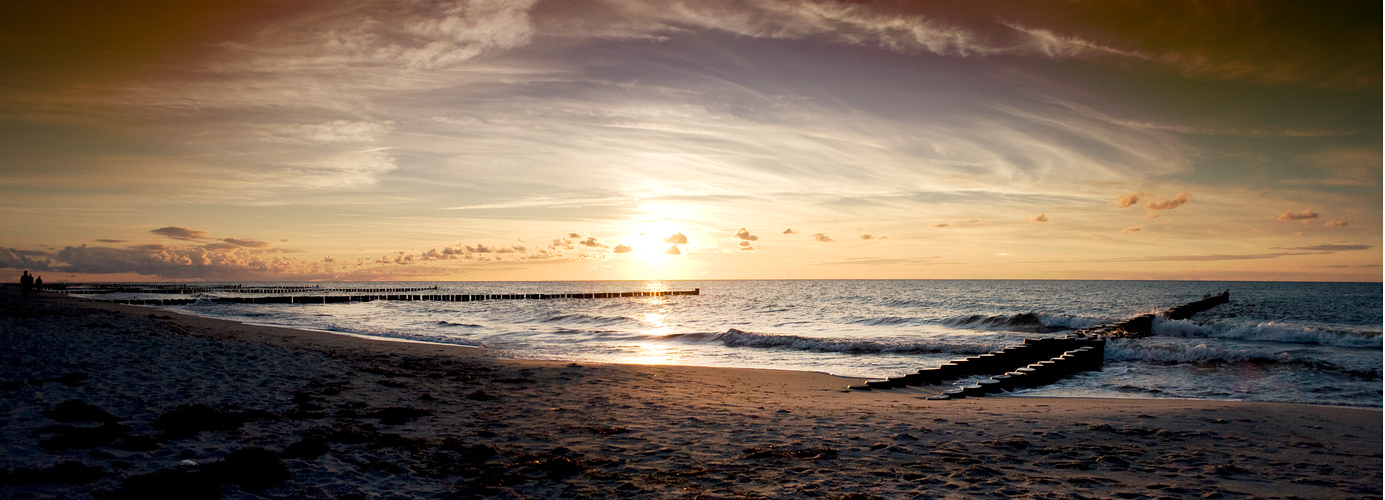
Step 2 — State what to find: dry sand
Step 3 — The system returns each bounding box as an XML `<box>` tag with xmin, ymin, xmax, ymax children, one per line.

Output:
<box><xmin>0</xmin><ymin>289</ymin><xmax>1379</xmax><ymax>499</ymax></box>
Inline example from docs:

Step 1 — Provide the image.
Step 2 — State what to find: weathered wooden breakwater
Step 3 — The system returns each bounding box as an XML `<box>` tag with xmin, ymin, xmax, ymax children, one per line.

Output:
<box><xmin>49</xmin><ymin>284</ymin><xmax>442</xmax><ymax>295</ymax></box>
<box><xmin>854</xmin><ymin>292</ymin><xmax>1231</xmax><ymax>400</ymax></box>
<box><xmin>1085</xmin><ymin>290</ymin><xmax>1230</xmax><ymax>338</ymax></box>
<box><xmin>73</xmin><ymin>289</ymin><xmax>701</xmax><ymax>306</ymax></box>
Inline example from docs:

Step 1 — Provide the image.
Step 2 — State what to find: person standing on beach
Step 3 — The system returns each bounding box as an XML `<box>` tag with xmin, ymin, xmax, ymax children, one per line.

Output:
<box><xmin>34</xmin><ymin>276</ymin><xmax>43</xmax><ymax>294</ymax></box>
<box><xmin>19</xmin><ymin>271</ymin><xmax>33</xmax><ymax>297</ymax></box>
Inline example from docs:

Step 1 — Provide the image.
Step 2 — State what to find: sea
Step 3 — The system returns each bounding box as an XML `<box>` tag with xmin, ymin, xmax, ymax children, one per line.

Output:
<box><xmin>76</xmin><ymin>280</ymin><xmax>1382</xmax><ymax>408</ymax></box>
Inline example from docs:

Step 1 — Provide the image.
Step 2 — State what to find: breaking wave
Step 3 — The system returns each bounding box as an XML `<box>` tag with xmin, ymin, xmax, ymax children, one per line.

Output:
<box><xmin>1152</xmin><ymin>317</ymin><xmax>1381</xmax><ymax>349</ymax></box>
<box><xmin>939</xmin><ymin>312</ymin><xmax>1103</xmax><ymax>332</ymax></box>
<box><xmin>1105</xmin><ymin>340</ymin><xmax>1380</xmax><ymax>378</ymax></box>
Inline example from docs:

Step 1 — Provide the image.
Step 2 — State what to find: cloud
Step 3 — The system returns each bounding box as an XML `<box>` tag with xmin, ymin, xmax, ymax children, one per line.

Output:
<box><xmin>782</xmin><ymin>229</ymin><xmax>797</xmax><ymax>234</ymax></box>
<box><xmin>1278</xmin><ymin>244</ymin><xmax>1371</xmax><ymax>252</ymax></box>
<box><xmin>228</xmin><ymin>0</ymin><xmax>539</xmax><ymax>73</ymax></box>
<box><xmin>1104</xmin><ymin>253</ymin><xmax>1289</xmax><ymax>262</ymax></box>
<box><xmin>419</xmin><ymin>243</ymin><xmax>529</xmax><ymax>261</ymax></box>
<box><xmin>1029</xmin><ymin>213</ymin><xmax>1049</xmax><ymax>223</ymax></box>
<box><xmin>1324</xmin><ymin>219</ymin><xmax>1349</xmax><ymax>227</ymax></box>
<box><xmin>578</xmin><ymin>236</ymin><xmax>605</xmax><ymax>248</ymax></box>
<box><xmin>1120</xmin><ymin>226</ymin><xmax>1143</xmax><ymax>233</ymax></box>
<box><xmin>47</xmin><ymin>244</ymin><xmax>334</xmax><ymax>280</ymax></box>
<box><xmin>1274</xmin><ymin>209</ymin><xmax>1320</xmax><ymax>223</ymax></box>
<box><xmin>541</xmin><ymin>0</ymin><xmax>1375</xmax><ymax>91</ymax></box>
<box><xmin>151</xmin><ymin>226</ymin><xmax>212</xmax><ymax>241</ymax></box>
<box><xmin>738</xmin><ymin>240</ymin><xmax>755</xmax><ymax>251</ymax></box>
<box><xmin>612</xmin><ymin>244</ymin><xmax>633</xmax><ymax>253</ymax></box>
<box><xmin>663</xmin><ymin>232</ymin><xmax>688</xmax><ymax>245</ymax></box>
<box><xmin>811</xmin><ymin>233</ymin><xmax>835</xmax><ymax>242</ymax></box>
<box><xmin>663</xmin><ymin>245</ymin><xmax>682</xmax><ymax>255</ymax></box>
<box><xmin>568</xmin><ymin>233</ymin><xmax>581</xmax><ymax>238</ymax></box>
<box><xmin>930</xmin><ymin>223</ymin><xmax>949</xmax><ymax>228</ymax></box>
<box><xmin>860</xmin><ymin>234</ymin><xmax>885</xmax><ymax>240</ymax></box>
<box><xmin>734</xmin><ymin>228</ymin><xmax>759</xmax><ymax>241</ymax></box>
<box><xmin>95</xmin><ymin>239</ymin><xmax>126</xmax><ymax>243</ymax></box>
<box><xmin>814</xmin><ymin>256</ymin><xmax>942</xmax><ymax>266</ymax></box>
<box><xmin>1114</xmin><ymin>192</ymin><xmax>1141</xmax><ymax>208</ymax></box>
<box><xmin>0</xmin><ymin>248</ymin><xmax>55</xmax><ymax>271</ymax></box>
<box><xmin>221</xmin><ymin>238</ymin><xmax>272</xmax><ymax>248</ymax></box>
<box><xmin>1144</xmin><ymin>191</ymin><xmax>1189</xmax><ymax>211</ymax></box>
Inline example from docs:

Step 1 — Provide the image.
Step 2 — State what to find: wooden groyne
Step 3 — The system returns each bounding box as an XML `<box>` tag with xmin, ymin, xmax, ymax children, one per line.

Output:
<box><xmin>1083</xmin><ymin>290</ymin><xmax>1230</xmax><ymax>338</ymax></box>
<box><xmin>74</xmin><ymin>289</ymin><xmax>701</xmax><ymax>306</ymax></box>
<box><xmin>48</xmin><ymin>284</ymin><xmax>441</xmax><ymax>295</ymax></box>
<box><xmin>854</xmin><ymin>291</ymin><xmax>1230</xmax><ymax>400</ymax></box>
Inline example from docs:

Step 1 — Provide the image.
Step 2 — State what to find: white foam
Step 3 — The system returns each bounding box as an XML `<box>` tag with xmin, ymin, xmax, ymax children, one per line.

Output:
<box><xmin>1152</xmin><ymin>317</ymin><xmax>1381</xmax><ymax>349</ymax></box>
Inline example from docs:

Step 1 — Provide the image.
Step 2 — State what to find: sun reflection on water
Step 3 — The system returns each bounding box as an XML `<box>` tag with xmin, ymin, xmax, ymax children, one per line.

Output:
<box><xmin>614</xmin><ymin>310</ymin><xmax>682</xmax><ymax>364</ymax></box>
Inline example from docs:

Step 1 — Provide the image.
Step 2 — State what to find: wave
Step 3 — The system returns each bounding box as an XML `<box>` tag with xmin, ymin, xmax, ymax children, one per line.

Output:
<box><xmin>436</xmin><ymin>321</ymin><xmax>483</xmax><ymax>328</ymax></box>
<box><xmin>661</xmin><ymin>329</ymin><xmax>998</xmax><ymax>355</ymax></box>
<box><xmin>939</xmin><ymin>312</ymin><xmax>1102</xmax><ymax>333</ymax></box>
<box><xmin>846</xmin><ymin>316</ymin><xmax>918</xmax><ymax>326</ymax></box>
<box><xmin>1105</xmin><ymin>340</ymin><xmax>1380</xmax><ymax>378</ymax></box>
<box><xmin>1151</xmin><ymin>317</ymin><xmax>1381</xmax><ymax>349</ymax></box>
<box><xmin>540</xmin><ymin>313</ymin><xmax>637</xmax><ymax>327</ymax></box>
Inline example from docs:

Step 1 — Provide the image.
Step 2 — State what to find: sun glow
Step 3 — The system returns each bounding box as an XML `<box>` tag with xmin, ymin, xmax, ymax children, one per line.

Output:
<box><xmin>610</xmin><ymin>213</ymin><xmax>696</xmax><ymax>274</ymax></box>
<box><xmin>628</xmin><ymin>231</ymin><xmax>675</xmax><ymax>263</ymax></box>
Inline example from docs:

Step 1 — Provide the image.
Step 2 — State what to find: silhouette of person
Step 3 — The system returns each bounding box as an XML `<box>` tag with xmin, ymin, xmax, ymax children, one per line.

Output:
<box><xmin>34</xmin><ymin>276</ymin><xmax>43</xmax><ymax>293</ymax></box>
<box><xmin>19</xmin><ymin>270</ymin><xmax>33</xmax><ymax>297</ymax></box>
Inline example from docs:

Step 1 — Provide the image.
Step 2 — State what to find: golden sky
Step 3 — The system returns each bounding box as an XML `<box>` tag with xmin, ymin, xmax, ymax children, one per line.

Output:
<box><xmin>0</xmin><ymin>0</ymin><xmax>1380</xmax><ymax>282</ymax></box>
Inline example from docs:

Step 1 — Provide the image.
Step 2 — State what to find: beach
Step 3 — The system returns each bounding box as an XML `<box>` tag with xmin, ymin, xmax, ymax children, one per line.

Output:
<box><xmin>1</xmin><ymin>290</ymin><xmax>1380</xmax><ymax>499</ymax></box>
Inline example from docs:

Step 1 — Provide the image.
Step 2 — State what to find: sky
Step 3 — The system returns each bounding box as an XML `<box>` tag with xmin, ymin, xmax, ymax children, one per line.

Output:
<box><xmin>0</xmin><ymin>0</ymin><xmax>1379</xmax><ymax>282</ymax></box>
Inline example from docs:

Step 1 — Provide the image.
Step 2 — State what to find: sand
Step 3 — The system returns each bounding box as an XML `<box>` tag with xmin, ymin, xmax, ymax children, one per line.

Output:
<box><xmin>0</xmin><ymin>289</ymin><xmax>1379</xmax><ymax>499</ymax></box>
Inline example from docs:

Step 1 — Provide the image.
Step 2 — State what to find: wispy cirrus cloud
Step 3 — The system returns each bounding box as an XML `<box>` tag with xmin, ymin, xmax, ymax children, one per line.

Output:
<box><xmin>1274</xmin><ymin>244</ymin><xmax>1371</xmax><ymax>252</ymax></box>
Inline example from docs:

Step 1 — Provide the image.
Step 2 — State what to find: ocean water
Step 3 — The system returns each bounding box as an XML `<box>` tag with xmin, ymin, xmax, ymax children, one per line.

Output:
<box><xmin>82</xmin><ymin>280</ymin><xmax>1381</xmax><ymax>407</ymax></box>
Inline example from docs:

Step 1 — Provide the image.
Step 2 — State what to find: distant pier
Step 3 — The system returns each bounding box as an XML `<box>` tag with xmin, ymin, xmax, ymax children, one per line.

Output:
<box><xmin>44</xmin><ymin>284</ymin><xmax>442</xmax><ymax>295</ymax></box>
<box><xmin>854</xmin><ymin>291</ymin><xmax>1231</xmax><ymax>399</ymax></box>
<box><xmin>59</xmin><ymin>288</ymin><xmax>701</xmax><ymax>306</ymax></box>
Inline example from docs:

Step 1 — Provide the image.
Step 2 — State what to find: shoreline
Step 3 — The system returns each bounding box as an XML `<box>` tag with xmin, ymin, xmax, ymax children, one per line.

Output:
<box><xmin>128</xmin><ymin>297</ymin><xmax>1385</xmax><ymax>409</ymax></box>
<box><xmin>2</xmin><ymin>291</ymin><xmax>1380</xmax><ymax>498</ymax></box>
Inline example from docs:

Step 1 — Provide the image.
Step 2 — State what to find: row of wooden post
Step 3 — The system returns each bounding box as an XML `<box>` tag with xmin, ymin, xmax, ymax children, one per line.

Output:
<box><xmin>81</xmin><ymin>289</ymin><xmax>700</xmax><ymax>306</ymax></box>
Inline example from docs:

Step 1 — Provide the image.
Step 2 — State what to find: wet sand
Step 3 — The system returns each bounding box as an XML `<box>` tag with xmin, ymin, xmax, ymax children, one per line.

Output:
<box><xmin>1</xmin><ymin>290</ymin><xmax>1380</xmax><ymax>499</ymax></box>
